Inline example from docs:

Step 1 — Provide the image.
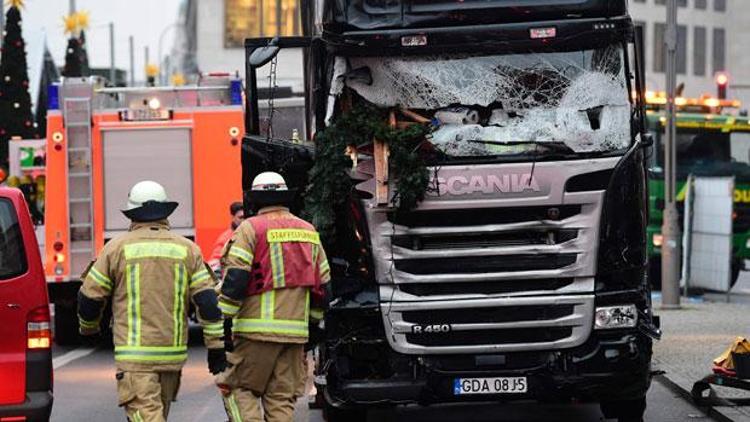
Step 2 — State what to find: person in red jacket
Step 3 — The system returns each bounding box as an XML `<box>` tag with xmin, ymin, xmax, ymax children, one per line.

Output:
<box><xmin>208</xmin><ymin>201</ymin><xmax>245</xmax><ymax>273</ymax></box>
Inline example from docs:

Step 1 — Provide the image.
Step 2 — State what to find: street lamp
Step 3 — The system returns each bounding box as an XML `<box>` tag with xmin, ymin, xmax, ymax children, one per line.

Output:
<box><xmin>158</xmin><ymin>22</ymin><xmax>180</xmax><ymax>86</ymax></box>
<box><xmin>661</xmin><ymin>0</ymin><xmax>681</xmax><ymax>308</ymax></box>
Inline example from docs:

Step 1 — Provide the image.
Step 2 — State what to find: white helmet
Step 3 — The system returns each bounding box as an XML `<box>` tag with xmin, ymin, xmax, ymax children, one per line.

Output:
<box><xmin>124</xmin><ymin>180</ymin><xmax>170</xmax><ymax>210</ymax></box>
<box><xmin>251</xmin><ymin>172</ymin><xmax>288</xmax><ymax>191</ymax></box>
<box><xmin>122</xmin><ymin>180</ymin><xmax>178</xmax><ymax>222</ymax></box>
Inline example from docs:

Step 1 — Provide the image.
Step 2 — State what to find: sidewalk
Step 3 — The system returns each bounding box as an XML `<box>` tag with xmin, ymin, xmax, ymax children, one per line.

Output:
<box><xmin>654</xmin><ymin>294</ymin><xmax>750</xmax><ymax>421</ymax></box>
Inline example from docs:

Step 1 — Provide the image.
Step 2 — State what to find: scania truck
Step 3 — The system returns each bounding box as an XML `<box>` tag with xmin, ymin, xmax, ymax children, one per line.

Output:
<box><xmin>241</xmin><ymin>1</ymin><xmax>660</xmax><ymax>421</ymax></box>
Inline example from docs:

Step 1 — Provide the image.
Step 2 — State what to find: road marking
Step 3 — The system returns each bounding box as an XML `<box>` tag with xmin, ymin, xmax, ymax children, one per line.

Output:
<box><xmin>53</xmin><ymin>347</ymin><xmax>96</xmax><ymax>370</ymax></box>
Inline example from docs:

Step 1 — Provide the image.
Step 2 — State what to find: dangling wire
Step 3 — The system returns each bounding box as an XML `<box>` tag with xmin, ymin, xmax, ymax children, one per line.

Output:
<box><xmin>265</xmin><ymin>54</ymin><xmax>278</xmax><ymax>142</ymax></box>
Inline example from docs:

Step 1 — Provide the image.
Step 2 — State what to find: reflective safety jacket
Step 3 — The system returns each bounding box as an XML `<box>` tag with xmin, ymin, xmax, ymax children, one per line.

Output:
<box><xmin>79</xmin><ymin>220</ymin><xmax>224</xmax><ymax>372</ymax></box>
<box><xmin>219</xmin><ymin>206</ymin><xmax>330</xmax><ymax>344</ymax></box>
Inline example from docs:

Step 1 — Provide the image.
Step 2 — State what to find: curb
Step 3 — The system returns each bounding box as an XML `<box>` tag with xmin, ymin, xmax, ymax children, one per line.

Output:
<box><xmin>656</xmin><ymin>372</ymin><xmax>750</xmax><ymax>422</ymax></box>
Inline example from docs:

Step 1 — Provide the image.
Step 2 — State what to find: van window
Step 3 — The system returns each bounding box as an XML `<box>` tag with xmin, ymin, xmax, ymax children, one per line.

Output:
<box><xmin>0</xmin><ymin>199</ymin><xmax>27</xmax><ymax>279</ymax></box>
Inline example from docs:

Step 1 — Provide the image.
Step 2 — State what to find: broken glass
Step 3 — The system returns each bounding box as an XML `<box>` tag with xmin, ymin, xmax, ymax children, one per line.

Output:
<box><xmin>333</xmin><ymin>44</ymin><xmax>631</xmax><ymax>155</ymax></box>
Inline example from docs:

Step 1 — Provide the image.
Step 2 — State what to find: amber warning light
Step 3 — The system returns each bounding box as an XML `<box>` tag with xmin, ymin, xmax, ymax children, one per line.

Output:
<box><xmin>530</xmin><ymin>27</ymin><xmax>556</xmax><ymax>39</ymax></box>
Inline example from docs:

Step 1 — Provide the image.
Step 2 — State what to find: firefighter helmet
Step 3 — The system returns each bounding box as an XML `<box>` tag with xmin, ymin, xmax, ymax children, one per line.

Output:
<box><xmin>247</xmin><ymin>172</ymin><xmax>296</xmax><ymax>210</ymax></box>
<box><xmin>121</xmin><ymin>180</ymin><xmax>178</xmax><ymax>222</ymax></box>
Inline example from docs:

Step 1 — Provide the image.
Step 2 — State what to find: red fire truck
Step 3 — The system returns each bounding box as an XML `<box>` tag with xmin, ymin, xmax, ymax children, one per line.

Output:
<box><xmin>44</xmin><ymin>75</ymin><xmax>244</xmax><ymax>344</ymax></box>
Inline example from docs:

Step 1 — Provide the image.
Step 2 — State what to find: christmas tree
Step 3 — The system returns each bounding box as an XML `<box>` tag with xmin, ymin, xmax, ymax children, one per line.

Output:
<box><xmin>76</xmin><ymin>11</ymin><xmax>90</xmax><ymax>76</ymax></box>
<box><xmin>0</xmin><ymin>0</ymin><xmax>37</xmax><ymax>167</ymax></box>
<box><xmin>62</xmin><ymin>13</ymin><xmax>84</xmax><ymax>77</ymax></box>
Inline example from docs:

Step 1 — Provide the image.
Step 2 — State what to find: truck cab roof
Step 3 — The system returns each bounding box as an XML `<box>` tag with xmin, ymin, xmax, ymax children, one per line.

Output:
<box><xmin>322</xmin><ymin>0</ymin><xmax>628</xmax><ymax>33</ymax></box>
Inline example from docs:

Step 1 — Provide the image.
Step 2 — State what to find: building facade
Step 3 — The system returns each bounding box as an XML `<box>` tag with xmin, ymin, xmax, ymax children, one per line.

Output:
<box><xmin>178</xmin><ymin>0</ymin><xmax>750</xmax><ymax>105</ymax></box>
<box><xmin>173</xmin><ymin>0</ymin><xmax>305</xmax><ymax>92</ymax></box>
<box><xmin>631</xmin><ymin>0</ymin><xmax>750</xmax><ymax>106</ymax></box>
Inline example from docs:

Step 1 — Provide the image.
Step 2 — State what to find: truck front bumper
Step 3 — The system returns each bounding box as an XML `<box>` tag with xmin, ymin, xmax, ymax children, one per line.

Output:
<box><xmin>324</xmin><ymin>330</ymin><xmax>652</xmax><ymax>407</ymax></box>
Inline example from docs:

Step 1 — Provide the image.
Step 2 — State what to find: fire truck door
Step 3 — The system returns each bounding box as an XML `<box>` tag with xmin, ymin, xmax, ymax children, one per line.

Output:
<box><xmin>101</xmin><ymin>128</ymin><xmax>194</xmax><ymax>234</ymax></box>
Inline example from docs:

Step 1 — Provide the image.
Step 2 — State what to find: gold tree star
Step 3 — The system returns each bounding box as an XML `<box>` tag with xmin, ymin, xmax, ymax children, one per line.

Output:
<box><xmin>5</xmin><ymin>0</ymin><xmax>25</xmax><ymax>9</ymax></box>
<box><xmin>145</xmin><ymin>64</ymin><xmax>159</xmax><ymax>78</ymax></box>
<box><xmin>75</xmin><ymin>10</ymin><xmax>90</xmax><ymax>31</ymax></box>
<box><xmin>63</xmin><ymin>14</ymin><xmax>78</xmax><ymax>35</ymax></box>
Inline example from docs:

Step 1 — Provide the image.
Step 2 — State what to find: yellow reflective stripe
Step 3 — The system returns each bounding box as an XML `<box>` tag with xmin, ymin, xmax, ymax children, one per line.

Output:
<box><xmin>267</xmin><ymin>229</ymin><xmax>321</xmax><ymax>244</ymax></box>
<box><xmin>261</xmin><ymin>290</ymin><xmax>274</xmax><ymax>321</ymax></box>
<box><xmin>79</xmin><ymin>317</ymin><xmax>100</xmax><ymax>329</ymax></box>
<box><xmin>310</xmin><ymin>308</ymin><xmax>324</xmax><ymax>320</ymax></box>
<box><xmin>203</xmin><ymin>322</ymin><xmax>224</xmax><ymax>337</ymax></box>
<box><xmin>320</xmin><ymin>259</ymin><xmax>330</xmax><ymax>279</ymax></box>
<box><xmin>173</xmin><ymin>263</ymin><xmax>187</xmax><ymax>346</ymax></box>
<box><xmin>88</xmin><ymin>267</ymin><xmax>112</xmax><ymax>291</ymax></box>
<box><xmin>228</xmin><ymin>246</ymin><xmax>254</xmax><ymax>265</ymax></box>
<box><xmin>114</xmin><ymin>345</ymin><xmax>188</xmax><ymax>362</ymax></box>
<box><xmin>227</xmin><ymin>394</ymin><xmax>242</xmax><ymax>422</ymax></box>
<box><xmin>232</xmin><ymin>318</ymin><xmax>308</xmax><ymax>336</ymax></box>
<box><xmin>312</xmin><ymin>244</ymin><xmax>319</xmax><ymax>267</ymax></box>
<box><xmin>126</xmin><ymin>264</ymin><xmax>141</xmax><ymax>346</ymax></box>
<box><xmin>190</xmin><ymin>268</ymin><xmax>211</xmax><ymax>288</ymax></box>
<box><xmin>124</xmin><ymin>242</ymin><xmax>188</xmax><ymax>260</ymax></box>
<box><xmin>219</xmin><ymin>299</ymin><xmax>240</xmax><ymax>316</ymax></box>
<box><xmin>304</xmin><ymin>290</ymin><xmax>310</xmax><ymax>322</ymax></box>
<box><xmin>270</xmin><ymin>243</ymin><xmax>286</xmax><ymax>289</ymax></box>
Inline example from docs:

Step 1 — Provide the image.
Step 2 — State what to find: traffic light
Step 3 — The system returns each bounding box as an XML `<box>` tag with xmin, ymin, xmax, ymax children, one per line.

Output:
<box><xmin>716</xmin><ymin>72</ymin><xmax>729</xmax><ymax>99</ymax></box>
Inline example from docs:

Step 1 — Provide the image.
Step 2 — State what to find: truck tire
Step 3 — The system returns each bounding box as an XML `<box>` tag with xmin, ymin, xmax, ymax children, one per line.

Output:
<box><xmin>600</xmin><ymin>397</ymin><xmax>646</xmax><ymax>422</ymax></box>
<box><xmin>53</xmin><ymin>300</ymin><xmax>80</xmax><ymax>346</ymax></box>
<box><xmin>323</xmin><ymin>404</ymin><xmax>367</xmax><ymax>422</ymax></box>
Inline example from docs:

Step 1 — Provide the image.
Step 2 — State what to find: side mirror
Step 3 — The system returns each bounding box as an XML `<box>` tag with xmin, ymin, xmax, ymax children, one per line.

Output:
<box><xmin>249</xmin><ymin>44</ymin><xmax>281</xmax><ymax>68</ymax></box>
<box><xmin>640</xmin><ymin>132</ymin><xmax>654</xmax><ymax>148</ymax></box>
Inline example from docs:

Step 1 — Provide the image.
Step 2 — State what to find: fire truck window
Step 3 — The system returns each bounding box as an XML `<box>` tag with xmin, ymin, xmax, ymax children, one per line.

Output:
<box><xmin>0</xmin><ymin>199</ymin><xmax>27</xmax><ymax>280</ymax></box>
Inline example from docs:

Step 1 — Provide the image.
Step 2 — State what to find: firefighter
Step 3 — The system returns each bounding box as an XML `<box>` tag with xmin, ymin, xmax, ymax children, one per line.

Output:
<box><xmin>208</xmin><ymin>201</ymin><xmax>246</xmax><ymax>273</ymax></box>
<box><xmin>217</xmin><ymin>172</ymin><xmax>330</xmax><ymax>422</ymax></box>
<box><xmin>77</xmin><ymin>180</ymin><xmax>227</xmax><ymax>422</ymax></box>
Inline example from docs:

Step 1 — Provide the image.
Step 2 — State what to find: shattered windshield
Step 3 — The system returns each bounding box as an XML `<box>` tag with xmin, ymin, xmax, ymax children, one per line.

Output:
<box><xmin>334</xmin><ymin>44</ymin><xmax>632</xmax><ymax>157</ymax></box>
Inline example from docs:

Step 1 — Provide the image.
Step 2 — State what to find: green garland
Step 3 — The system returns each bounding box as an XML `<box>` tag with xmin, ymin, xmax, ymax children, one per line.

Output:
<box><xmin>304</xmin><ymin>104</ymin><xmax>430</xmax><ymax>241</ymax></box>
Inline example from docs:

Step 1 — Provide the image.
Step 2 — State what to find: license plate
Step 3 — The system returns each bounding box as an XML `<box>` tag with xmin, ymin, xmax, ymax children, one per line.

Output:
<box><xmin>453</xmin><ymin>377</ymin><xmax>528</xmax><ymax>395</ymax></box>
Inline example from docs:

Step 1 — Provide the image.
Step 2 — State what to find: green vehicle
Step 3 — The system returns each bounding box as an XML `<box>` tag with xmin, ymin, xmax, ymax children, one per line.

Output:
<box><xmin>647</xmin><ymin>96</ymin><xmax>750</xmax><ymax>288</ymax></box>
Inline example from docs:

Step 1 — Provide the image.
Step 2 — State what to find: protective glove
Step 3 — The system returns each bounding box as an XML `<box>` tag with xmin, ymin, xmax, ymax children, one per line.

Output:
<box><xmin>208</xmin><ymin>348</ymin><xmax>228</xmax><ymax>375</ymax></box>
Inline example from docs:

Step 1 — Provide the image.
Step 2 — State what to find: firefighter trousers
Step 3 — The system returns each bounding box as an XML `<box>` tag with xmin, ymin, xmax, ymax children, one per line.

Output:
<box><xmin>117</xmin><ymin>371</ymin><xmax>181</xmax><ymax>422</ymax></box>
<box><xmin>217</xmin><ymin>339</ymin><xmax>304</xmax><ymax>422</ymax></box>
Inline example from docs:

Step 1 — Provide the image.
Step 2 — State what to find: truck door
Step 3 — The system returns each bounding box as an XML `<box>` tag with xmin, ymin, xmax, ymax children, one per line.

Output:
<box><xmin>242</xmin><ymin>37</ymin><xmax>314</xmax><ymax>214</ymax></box>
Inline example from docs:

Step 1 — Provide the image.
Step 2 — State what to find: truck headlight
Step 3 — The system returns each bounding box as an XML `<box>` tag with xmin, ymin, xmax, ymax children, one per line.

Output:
<box><xmin>594</xmin><ymin>305</ymin><xmax>637</xmax><ymax>330</ymax></box>
<box><xmin>652</xmin><ymin>234</ymin><xmax>663</xmax><ymax>247</ymax></box>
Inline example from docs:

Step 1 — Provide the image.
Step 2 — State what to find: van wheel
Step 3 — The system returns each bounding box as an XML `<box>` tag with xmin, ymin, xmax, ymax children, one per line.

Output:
<box><xmin>600</xmin><ymin>397</ymin><xmax>646</xmax><ymax>422</ymax></box>
<box><xmin>323</xmin><ymin>403</ymin><xmax>367</xmax><ymax>422</ymax></box>
<box><xmin>53</xmin><ymin>301</ymin><xmax>80</xmax><ymax>346</ymax></box>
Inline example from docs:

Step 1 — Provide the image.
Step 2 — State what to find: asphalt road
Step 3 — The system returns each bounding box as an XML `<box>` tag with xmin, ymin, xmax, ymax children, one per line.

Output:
<box><xmin>50</xmin><ymin>332</ymin><xmax>714</xmax><ymax>422</ymax></box>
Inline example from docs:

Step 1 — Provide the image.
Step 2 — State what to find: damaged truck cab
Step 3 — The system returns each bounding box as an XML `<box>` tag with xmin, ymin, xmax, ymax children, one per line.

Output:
<box><xmin>242</xmin><ymin>0</ymin><xmax>660</xmax><ymax>421</ymax></box>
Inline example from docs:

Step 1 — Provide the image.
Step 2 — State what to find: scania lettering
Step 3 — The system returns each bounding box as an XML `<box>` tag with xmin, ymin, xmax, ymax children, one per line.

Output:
<box><xmin>241</xmin><ymin>1</ymin><xmax>660</xmax><ymax>421</ymax></box>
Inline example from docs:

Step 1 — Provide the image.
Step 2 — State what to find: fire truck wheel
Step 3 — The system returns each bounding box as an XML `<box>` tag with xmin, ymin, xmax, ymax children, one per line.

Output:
<box><xmin>53</xmin><ymin>300</ymin><xmax>81</xmax><ymax>346</ymax></box>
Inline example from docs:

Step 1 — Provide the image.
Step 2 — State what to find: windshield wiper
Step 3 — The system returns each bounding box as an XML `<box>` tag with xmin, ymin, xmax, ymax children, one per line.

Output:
<box><xmin>467</xmin><ymin>140</ymin><xmax>575</xmax><ymax>154</ymax></box>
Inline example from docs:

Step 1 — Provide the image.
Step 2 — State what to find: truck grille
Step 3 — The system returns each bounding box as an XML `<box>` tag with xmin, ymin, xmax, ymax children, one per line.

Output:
<box><xmin>361</xmin><ymin>158</ymin><xmax>614</xmax><ymax>354</ymax></box>
<box><xmin>406</xmin><ymin>328</ymin><xmax>573</xmax><ymax>347</ymax></box>
<box><xmin>383</xmin><ymin>295</ymin><xmax>594</xmax><ymax>354</ymax></box>
<box><xmin>395</xmin><ymin>254</ymin><xmax>577</xmax><ymax>275</ymax></box>
<box><xmin>388</xmin><ymin>205</ymin><xmax>582</xmax><ymax>228</ymax></box>
<box><xmin>402</xmin><ymin>304</ymin><xmax>575</xmax><ymax>325</ymax></box>
<box><xmin>397</xmin><ymin>278</ymin><xmax>575</xmax><ymax>296</ymax></box>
